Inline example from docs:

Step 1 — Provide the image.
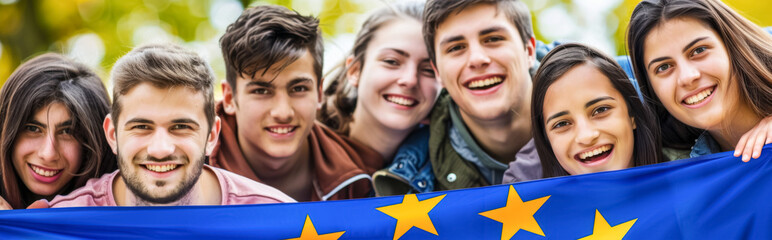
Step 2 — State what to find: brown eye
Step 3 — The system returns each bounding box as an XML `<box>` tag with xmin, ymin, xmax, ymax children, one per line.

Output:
<box><xmin>484</xmin><ymin>36</ymin><xmax>504</xmax><ymax>43</ymax></box>
<box><xmin>291</xmin><ymin>86</ymin><xmax>309</xmax><ymax>93</ymax></box>
<box><xmin>25</xmin><ymin>125</ymin><xmax>42</xmax><ymax>133</ymax></box>
<box><xmin>420</xmin><ymin>67</ymin><xmax>435</xmax><ymax>78</ymax></box>
<box><xmin>171</xmin><ymin>124</ymin><xmax>192</xmax><ymax>130</ymax></box>
<box><xmin>655</xmin><ymin>63</ymin><xmax>671</xmax><ymax>74</ymax></box>
<box><xmin>130</xmin><ymin>125</ymin><xmax>150</xmax><ymax>130</ymax></box>
<box><xmin>446</xmin><ymin>44</ymin><xmax>465</xmax><ymax>53</ymax></box>
<box><xmin>382</xmin><ymin>59</ymin><xmax>399</xmax><ymax>66</ymax></box>
<box><xmin>691</xmin><ymin>46</ymin><xmax>707</xmax><ymax>56</ymax></box>
<box><xmin>592</xmin><ymin>106</ymin><xmax>612</xmax><ymax>116</ymax></box>
<box><xmin>59</xmin><ymin>128</ymin><xmax>72</xmax><ymax>135</ymax></box>
<box><xmin>252</xmin><ymin>88</ymin><xmax>271</xmax><ymax>95</ymax></box>
<box><xmin>552</xmin><ymin>120</ymin><xmax>570</xmax><ymax>130</ymax></box>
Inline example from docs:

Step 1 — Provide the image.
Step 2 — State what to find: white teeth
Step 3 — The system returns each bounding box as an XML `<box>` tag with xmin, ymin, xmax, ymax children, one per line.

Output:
<box><xmin>145</xmin><ymin>164</ymin><xmax>178</xmax><ymax>173</ymax></box>
<box><xmin>579</xmin><ymin>145</ymin><xmax>612</xmax><ymax>160</ymax></box>
<box><xmin>31</xmin><ymin>165</ymin><xmax>61</xmax><ymax>177</ymax></box>
<box><xmin>468</xmin><ymin>77</ymin><xmax>502</xmax><ymax>88</ymax></box>
<box><xmin>386</xmin><ymin>96</ymin><xmax>415</xmax><ymax>106</ymax></box>
<box><xmin>685</xmin><ymin>88</ymin><xmax>713</xmax><ymax>105</ymax></box>
<box><xmin>268</xmin><ymin>127</ymin><xmax>294</xmax><ymax>134</ymax></box>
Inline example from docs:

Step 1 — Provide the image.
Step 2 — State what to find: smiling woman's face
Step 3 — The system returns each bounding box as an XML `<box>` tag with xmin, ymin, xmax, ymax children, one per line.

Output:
<box><xmin>543</xmin><ymin>64</ymin><xmax>636</xmax><ymax>175</ymax></box>
<box><xmin>642</xmin><ymin>17</ymin><xmax>742</xmax><ymax>131</ymax></box>
<box><xmin>351</xmin><ymin>18</ymin><xmax>439</xmax><ymax>132</ymax></box>
<box><xmin>12</xmin><ymin>102</ymin><xmax>82</xmax><ymax>197</ymax></box>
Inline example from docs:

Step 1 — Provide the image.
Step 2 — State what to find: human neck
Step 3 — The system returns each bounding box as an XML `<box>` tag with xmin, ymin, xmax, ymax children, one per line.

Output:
<box><xmin>113</xmin><ymin>167</ymin><xmax>221</xmax><ymax>206</ymax></box>
<box><xmin>243</xmin><ymin>138</ymin><xmax>313</xmax><ymax>201</ymax></box>
<box><xmin>707</xmin><ymin>105</ymin><xmax>763</xmax><ymax>152</ymax></box>
<box><xmin>348</xmin><ymin>107</ymin><xmax>414</xmax><ymax>160</ymax></box>
<box><xmin>459</xmin><ymin>103</ymin><xmax>532</xmax><ymax>163</ymax></box>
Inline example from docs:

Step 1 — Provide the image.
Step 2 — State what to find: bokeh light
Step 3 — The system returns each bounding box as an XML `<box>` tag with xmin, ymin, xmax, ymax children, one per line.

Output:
<box><xmin>1</xmin><ymin>0</ymin><xmax>770</xmax><ymax>97</ymax></box>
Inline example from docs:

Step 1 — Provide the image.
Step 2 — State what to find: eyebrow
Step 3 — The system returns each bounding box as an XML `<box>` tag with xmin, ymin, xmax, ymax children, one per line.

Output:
<box><xmin>56</xmin><ymin>120</ymin><xmax>73</xmax><ymax>129</ymax></box>
<box><xmin>647</xmin><ymin>56</ymin><xmax>669</xmax><ymax>70</ymax></box>
<box><xmin>171</xmin><ymin>118</ymin><xmax>200</xmax><ymax>128</ymax></box>
<box><xmin>546</xmin><ymin>111</ymin><xmax>568</xmax><ymax>124</ymax></box>
<box><xmin>288</xmin><ymin>78</ymin><xmax>313</xmax><ymax>86</ymax></box>
<box><xmin>545</xmin><ymin>96</ymin><xmax>616</xmax><ymax>124</ymax></box>
<box><xmin>479</xmin><ymin>26</ymin><xmax>505</xmax><ymax>36</ymax></box>
<box><xmin>585</xmin><ymin>96</ymin><xmax>615</xmax><ymax>108</ymax></box>
<box><xmin>246</xmin><ymin>81</ymin><xmax>274</xmax><ymax>88</ymax></box>
<box><xmin>647</xmin><ymin>37</ymin><xmax>709</xmax><ymax>70</ymax></box>
<box><xmin>125</xmin><ymin>118</ymin><xmax>154</xmax><ymax>125</ymax></box>
<box><xmin>438</xmin><ymin>26</ymin><xmax>508</xmax><ymax>48</ymax></box>
<box><xmin>439</xmin><ymin>35</ymin><xmax>464</xmax><ymax>48</ymax></box>
<box><xmin>383</xmin><ymin>48</ymin><xmax>409</xmax><ymax>58</ymax></box>
<box><xmin>682</xmin><ymin>37</ymin><xmax>708</xmax><ymax>54</ymax></box>
<box><xmin>28</xmin><ymin>120</ymin><xmax>45</xmax><ymax>128</ymax></box>
<box><xmin>28</xmin><ymin>120</ymin><xmax>73</xmax><ymax>128</ymax></box>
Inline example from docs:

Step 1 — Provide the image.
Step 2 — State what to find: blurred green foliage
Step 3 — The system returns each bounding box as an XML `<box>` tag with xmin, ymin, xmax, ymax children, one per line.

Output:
<box><xmin>1</xmin><ymin>0</ymin><xmax>770</xmax><ymax>92</ymax></box>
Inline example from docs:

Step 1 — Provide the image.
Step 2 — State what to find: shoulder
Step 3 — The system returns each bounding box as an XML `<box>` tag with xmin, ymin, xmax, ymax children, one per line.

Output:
<box><xmin>429</xmin><ymin>91</ymin><xmax>452</xmax><ymax>147</ymax></box>
<box><xmin>210</xmin><ymin>166</ymin><xmax>296</xmax><ymax>204</ymax></box>
<box><xmin>313</xmin><ymin>123</ymin><xmax>384</xmax><ymax>172</ymax></box>
<box><xmin>430</xmin><ymin>90</ymin><xmax>451</xmax><ymax>122</ymax></box>
<box><xmin>49</xmin><ymin>170</ymin><xmax>118</xmax><ymax>207</ymax></box>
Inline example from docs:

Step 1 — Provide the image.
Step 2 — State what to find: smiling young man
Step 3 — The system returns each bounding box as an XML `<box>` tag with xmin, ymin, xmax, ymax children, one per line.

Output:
<box><xmin>429</xmin><ymin>0</ymin><xmax>547</xmax><ymax>188</ymax></box>
<box><xmin>374</xmin><ymin>0</ymin><xmax>542</xmax><ymax>194</ymax></box>
<box><xmin>212</xmin><ymin>5</ymin><xmax>383</xmax><ymax>202</ymax></box>
<box><xmin>425</xmin><ymin>0</ymin><xmax>543</xmax><ymax>188</ymax></box>
<box><xmin>37</xmin><ymin>44</ymin><xmax>294</xmax><ymax>207</ymax></box>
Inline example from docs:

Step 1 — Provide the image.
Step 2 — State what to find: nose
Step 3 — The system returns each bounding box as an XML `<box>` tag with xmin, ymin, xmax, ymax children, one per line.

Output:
<box><xmin>270</xmin><ymin>94</ymin><xmax>295</xmax><ymax>123</ymax></box>
<box><xmin>37</xmin><ymin>135</ymin><xmax>59</xmax><ymax>162</ymax></box>
<box><xmin>677</xmin><ymin>61</ymin><xmax>701</xmax><ymax>88</ymax></box>
<box><xmin>574</xmin><ymin>119</ymin><xmax>600</xmax><ymax>145</ymax></box>
<box><xmin>467</xmin><ymin>42</ymin><xmax>490</xmax><ymax>70</ymax></box>
<box><xmin>146</xmin><ymin>130</ymin><xmax>175</xmax><ymax>159</ymax></box>
<box><xmin>396</xmin><ymin>63</ymin><xmax>419</xmax><ymax>89</ymax></box>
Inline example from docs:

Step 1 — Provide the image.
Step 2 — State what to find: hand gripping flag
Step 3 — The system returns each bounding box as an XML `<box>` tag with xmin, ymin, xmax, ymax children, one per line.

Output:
<box><xmin>1</xmin><ymin>144</ymin><xmax>770</xmax><ymax>239</ymax></box>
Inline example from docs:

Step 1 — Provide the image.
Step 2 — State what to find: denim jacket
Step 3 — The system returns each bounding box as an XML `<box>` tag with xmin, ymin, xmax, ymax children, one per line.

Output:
<box><xmin>372</xmin><ymin>127</ymin><xmax>435</xmax><ymax>195</ymax></box>
<box><xmin>690</xmin><ymin>132</ymin><xmax>722</xmax><ymax>158</ymax></box>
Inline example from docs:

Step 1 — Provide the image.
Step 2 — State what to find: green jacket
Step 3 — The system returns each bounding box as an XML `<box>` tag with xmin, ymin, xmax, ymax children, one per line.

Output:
<box><xmin>429</xmin><ymin>91</ymin><xmax>490</xmax><ymax>190</ymax></box>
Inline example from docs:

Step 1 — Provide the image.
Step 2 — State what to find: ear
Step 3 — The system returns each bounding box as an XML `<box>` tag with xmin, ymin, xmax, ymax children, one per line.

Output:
<box><xmin>103</xmin><ymin>114</ymin><xmax>118</xmax><ymax>154</ymax></box>
<box><xmin>345</xmin><ymin>56</ymin><xmax>361</xmax><ymax>87</ymax></box>
<box><xmin>205</xmin><ymin>116</ymin><xmax>222</xmax><ymax>156</ymax></box>
<box><xmin>526</xmin><ymin>37</ymin><xmax>536</xmax><ymax>68</ymax></box>
<box><xmin>222</xmin><ymin>81</ymin><xmax>237</xmax><ymax>115</ymax></box>
<box><xmin>431</xmin><ymin>62</ymin><xmax>444</xmax><ymax>88</ymax></box>
<box><xmin>631</xmin><ymin>116</ymin><xmax>637</xmax><ymax>130</ymax></box>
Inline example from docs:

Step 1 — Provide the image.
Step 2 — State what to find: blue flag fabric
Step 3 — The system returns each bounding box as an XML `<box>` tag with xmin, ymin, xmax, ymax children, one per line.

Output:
<box><xmin>1</xmin><ymin>145</ymin><xmax>770</xmax><ymax>239</ymax></box>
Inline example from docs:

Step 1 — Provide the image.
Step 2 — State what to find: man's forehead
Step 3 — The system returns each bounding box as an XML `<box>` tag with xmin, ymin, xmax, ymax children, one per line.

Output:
<box><xmin>436</xmin><ymin>4</ymin><xmax>515</xmax><ymax>40</ymax></box>
<box><xmin>237</xmin><ymin>53</ymin><xmax>318</xmax><ymax>86</ymax></box>
<box><xmin>117</xmin><ymin>83</ymin><xmax>207</xmax><ymax>124</ymax></box>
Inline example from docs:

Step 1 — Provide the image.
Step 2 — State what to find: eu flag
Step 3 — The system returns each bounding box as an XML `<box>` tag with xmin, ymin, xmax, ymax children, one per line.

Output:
<box><xmin>1</xmin><ymin>144</ymin><xmax>770</xmax><ymax>239</ymax></box>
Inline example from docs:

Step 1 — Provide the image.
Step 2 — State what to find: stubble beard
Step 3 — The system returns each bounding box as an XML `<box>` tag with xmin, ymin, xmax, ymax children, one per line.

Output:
<box><xmin>117</xmin><ymin>150</ymin><xmax>205</xmax><ymax>205</ymax></box>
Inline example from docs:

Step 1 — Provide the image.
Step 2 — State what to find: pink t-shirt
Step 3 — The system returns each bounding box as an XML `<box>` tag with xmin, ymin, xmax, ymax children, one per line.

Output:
<box><xmin>44</xmin><ymin>165</ymin><xmax>295</xmax><ymax>207</ymax></box>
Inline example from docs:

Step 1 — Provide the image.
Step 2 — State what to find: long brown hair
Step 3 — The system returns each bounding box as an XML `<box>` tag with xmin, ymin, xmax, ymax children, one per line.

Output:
<box><xmin>319</xmin><ymin>1</ymin><xmax>424</xmax><ymax>135</ymax></box>
<box><xmin>0</xmin><ymin>53</ymin><xmax>116</xmax><ymax>208</ymax></box>
<box><xmin>532</xmin><ymin>43</ymin><xmax>664</xmax><ymax>178</ymax></box>
<box><xmin>627</xmin><ymin>0</ymin><xmax>772</xmax><ymax>149</ymax></box>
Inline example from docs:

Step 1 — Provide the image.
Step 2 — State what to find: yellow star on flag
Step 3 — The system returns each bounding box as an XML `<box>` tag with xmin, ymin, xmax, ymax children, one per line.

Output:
<box><xmin>376</xmin><ymin>194</ymin><xmax>446</xmax><ymax>240</ymax></box>
<box><xmin>479</xmin><ymin>185</ymin><xmax>550</xmax><ymax>240</ymax></box>
<box><xmin>578</xmin><ymin>210</ymin><xmax>637</xmax><ymax>240</ymax></box>
<box><xmin>284</xmin><ymin>215</ymin><xmax>345</xmax><ymax>240</ymax></box>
